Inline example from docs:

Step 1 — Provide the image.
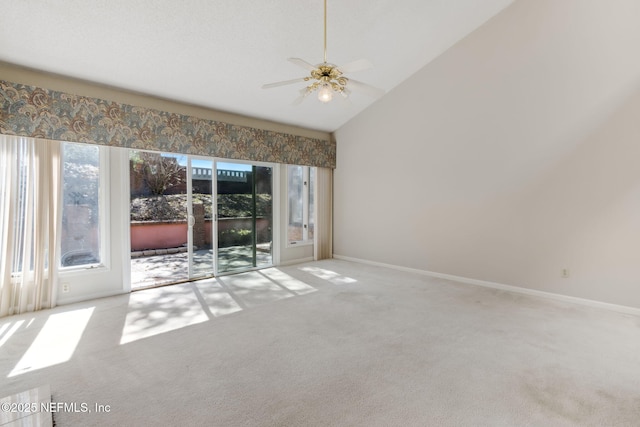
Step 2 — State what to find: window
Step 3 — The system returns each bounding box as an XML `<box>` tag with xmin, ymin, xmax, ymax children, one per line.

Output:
<box><xmin>1</xmin><ymin>138</ymin><xmax>91</xmax><ymax>274</ymax></box>
<box><xmin>287</xmin><ymin>165</ymin><xmax>314</xmax><ymax>245</ymax></box>
<box><xmin>60</xmin><ymin>143</ymin><xmax>103</xmax><ymax>267</ymax></box>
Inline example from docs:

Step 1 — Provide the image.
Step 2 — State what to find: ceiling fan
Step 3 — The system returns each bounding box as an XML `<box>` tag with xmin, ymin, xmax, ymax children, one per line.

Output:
<box><xmin>262</xmin><ymin>0</ymin><xmax>385</xmax><ymax>104</ymax></box>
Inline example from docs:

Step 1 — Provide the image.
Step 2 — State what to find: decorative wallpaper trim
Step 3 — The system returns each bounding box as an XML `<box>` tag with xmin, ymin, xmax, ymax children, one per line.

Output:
<box><xmin>0</xmin><ymin>80</ymin><xmax>335</xmax><ymax>168</ymax></box>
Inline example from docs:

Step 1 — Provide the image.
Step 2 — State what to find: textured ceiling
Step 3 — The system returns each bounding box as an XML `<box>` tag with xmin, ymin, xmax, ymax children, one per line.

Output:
<box><xmin>0</xmin><ymin>0</ymin><xmax>514</xmax><ymax>132</ymax></box>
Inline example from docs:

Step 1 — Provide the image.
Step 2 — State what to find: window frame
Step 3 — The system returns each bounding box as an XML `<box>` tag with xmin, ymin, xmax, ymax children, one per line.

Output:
<box><xmin>286</xmin><ymin>165</ymin><xmax>314</xmax><ymax>247</ymax></box>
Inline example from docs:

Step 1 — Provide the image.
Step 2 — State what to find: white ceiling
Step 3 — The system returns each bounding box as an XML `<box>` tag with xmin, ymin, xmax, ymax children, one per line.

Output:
<box><xmin>0</xmin><ymin>0</ymin><xmax>514</xmax><ymax>133</ymax></box>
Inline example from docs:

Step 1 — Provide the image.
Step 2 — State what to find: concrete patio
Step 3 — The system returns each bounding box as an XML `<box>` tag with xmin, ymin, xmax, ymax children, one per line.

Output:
<box><xmin>131</xmin><ymin>245</ymin><xmax>273</xmax><ymax>289</ymax></box>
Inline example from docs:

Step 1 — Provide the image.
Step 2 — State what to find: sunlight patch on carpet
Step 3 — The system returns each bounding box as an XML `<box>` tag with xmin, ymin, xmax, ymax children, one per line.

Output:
<box><xmin>194</xmin><ymin>280</ymin><xmax>243</xmax><ymax>317</ymax></box>
<box><xmin>218</xmin><ymin>271</ymin><xmax>294</xmax><ymax>307</ymax></box>
<box><xmin>9</xmin><ymin>308</ymin><xmax>94</xmax><ymax>377</ymax></box>
<box><xmin>120</xmin><ymin>284</ymin><xmax>209</xmax><ymax>344</ymax></box>
<box><xmin>0</xmin><ymin>319</ymin><xmax>25</xmax><ymax>349</ymax></box>
<box><xmin>299</xmin><ymin>267</ymin><xmax>357</xmax><ymax>285</ymax></box>
<box><xmin>259</xmin><ymin>268</ymin><xmax>317</xmax><ymax>295</ymax></box>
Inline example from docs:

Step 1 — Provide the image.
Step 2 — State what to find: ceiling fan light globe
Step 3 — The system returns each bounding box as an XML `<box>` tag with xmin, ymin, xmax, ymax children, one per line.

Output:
<box><xmin>318</xmin><ymin>84</ymin><xmax>333</xmax><ymax>103</ymax></box>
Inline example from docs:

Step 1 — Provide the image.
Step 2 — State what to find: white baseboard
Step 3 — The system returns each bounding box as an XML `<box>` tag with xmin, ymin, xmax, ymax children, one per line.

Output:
<box><xmin>333</xmin><ymin>254</ymin><xmax>640</xmax><ymax>317</ymax></box>
<box><xmin>57</xmin><ymin>289</ymin><xmax>128</xmax><ymax>306</ymax></box>
<box><xmin>278</xmin><ymin>257</ymin><xmax>315</xmax><ymax>267</ymax></box>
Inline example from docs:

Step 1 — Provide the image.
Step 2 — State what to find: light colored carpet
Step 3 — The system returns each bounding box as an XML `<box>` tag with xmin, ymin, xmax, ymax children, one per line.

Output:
<box><xmin>1</xmin><ymin>259</ymin><xmax>639</xmax><ymax>426</ymax></box>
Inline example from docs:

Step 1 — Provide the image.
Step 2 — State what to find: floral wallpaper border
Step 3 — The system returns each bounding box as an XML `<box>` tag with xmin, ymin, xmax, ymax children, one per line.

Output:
<box><xmin>0</xmin><ymin>80</ymin><xmax>335</xmax><ymax>168</ymax></box>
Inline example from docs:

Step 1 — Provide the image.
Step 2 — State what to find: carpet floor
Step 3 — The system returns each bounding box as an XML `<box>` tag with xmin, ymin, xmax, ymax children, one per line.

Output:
<box><xmin>1</xmin><ymin>259</ymin><xmax>639</xmax><ymax>426</ymax></box>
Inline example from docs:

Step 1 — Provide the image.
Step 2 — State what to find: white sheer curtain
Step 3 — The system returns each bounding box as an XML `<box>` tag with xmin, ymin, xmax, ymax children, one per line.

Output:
<box><xmin>314</xmin><ymin>167</ymin><xmax>333</xmax><ymax>260</ymax></box>
<box><xmin>0</xmin><ymin>135</ymin><xmax>61</xmax><ymax>318</ymax></box>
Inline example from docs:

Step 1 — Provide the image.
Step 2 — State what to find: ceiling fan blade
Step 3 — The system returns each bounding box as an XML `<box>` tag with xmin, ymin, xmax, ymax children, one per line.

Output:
<box><xmin>292</xmin><ymin>88</ymin><xmax>311</xmax><ymax>106</ymax></box>
<box><xmin>337</xmin><ymin>89</ymin><xmax>353</xmax><ymax>107</ymax></box>
<box><xmin>337</xmin><ymin>59</ymin><xmax>373</xmax><ymax>74</ymax></box>
<box><xmin>288</xmin><ymin>58</ymin><xmax>318</xmax><ymax>72</ymax></box>
<box><xmin>346</xmin><ymin>79</ymin><xmax>385</xmax><ymax>98</ymax></box>
<box><xmin>262</xmin><ymin>77</ymin><xmax>307</xmax><ymax>89</ymax></box>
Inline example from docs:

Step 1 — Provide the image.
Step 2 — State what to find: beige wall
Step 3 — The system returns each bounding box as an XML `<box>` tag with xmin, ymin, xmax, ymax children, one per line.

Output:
<box><xmin>334</xmin><ymin>0</ymin><xmax>640</xmax><ymax>308</ymax></box>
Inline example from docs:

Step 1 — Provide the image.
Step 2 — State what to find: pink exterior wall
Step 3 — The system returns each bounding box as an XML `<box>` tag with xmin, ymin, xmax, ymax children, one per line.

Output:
<box><xmin>130</xmin><ymin>222</ymin><xmax>187</xmax><ymax>251</ymax></box>
<box><xmin>130</xmin><ymin>218</ymin><xmax>271</xmax><ymax>251</ymax></box>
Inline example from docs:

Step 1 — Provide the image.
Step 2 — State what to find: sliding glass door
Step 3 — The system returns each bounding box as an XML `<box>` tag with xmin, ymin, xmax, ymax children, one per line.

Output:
<box><xmin>130</xmin><ymin>153</ymin><xmax>273</xmax><ymax>287</ymax></box>
<box><xmin>130</xmin><ymin>152</ymin><xmax>216</xmax><ymax>288</ymax></box>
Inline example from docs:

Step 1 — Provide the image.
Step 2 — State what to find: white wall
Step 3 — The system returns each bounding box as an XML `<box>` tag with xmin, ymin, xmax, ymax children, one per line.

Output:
<box><xmin>334</xmin><ymin>0</ymin><xmax>640</xmax><ymax>308</ymax></box>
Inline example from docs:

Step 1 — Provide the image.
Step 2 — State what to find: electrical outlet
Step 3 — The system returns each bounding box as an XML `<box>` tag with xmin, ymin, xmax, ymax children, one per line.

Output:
<box><xmin>561</xmin><ymin>269</ymin><xmax>570</xmax><ymax>278</ymax></box>
<box><xmin>62</xmin><ymin>283</ymin><xmax>70</xmax><ymax>293</ymax></box>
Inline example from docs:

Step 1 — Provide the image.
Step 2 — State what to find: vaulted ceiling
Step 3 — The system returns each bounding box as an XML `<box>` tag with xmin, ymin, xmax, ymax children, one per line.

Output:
<box><xmin>0</xmin><ymin>0</ymin><xmax>514</xmax><ymax>132</ymax></box>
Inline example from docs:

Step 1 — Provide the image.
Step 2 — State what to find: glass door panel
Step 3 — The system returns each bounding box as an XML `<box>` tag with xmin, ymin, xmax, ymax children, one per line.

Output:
<box><xmin>216</xmin><ymin>162</ymin><xmax>255</xmax><ymax>273</ymax></box>
<box><xmin>216</xmin><ymin>162</ymin><xmax>273</xmax><ymax>273</ymax></box>
<box><xmin>130</xmin><ymin>151</ymin><xmax>189</xmax><ymax>289</ymax></box>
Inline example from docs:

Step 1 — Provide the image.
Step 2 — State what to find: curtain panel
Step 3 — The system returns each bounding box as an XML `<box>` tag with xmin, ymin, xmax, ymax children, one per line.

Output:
<box><xmin>0</xmin><ymin>135</ymin><xmax>61</xmax><ymax>317</ymax></box>
<box><xmin>314</xmin><ymin>167</ymin><xmax>333</xmax><ymax>261</ymax></box>
<box><xmin>0</xmin><ymin>80</ymin><xmax>336</xmax><ymax>169</ymax></box>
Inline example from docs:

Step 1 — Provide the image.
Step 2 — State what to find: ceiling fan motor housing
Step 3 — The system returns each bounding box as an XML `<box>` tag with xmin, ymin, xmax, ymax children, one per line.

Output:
<box><xmin>309</xmin><ymin>64</ymin><xmax>348</xmax><ymax>94</ymax></box>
